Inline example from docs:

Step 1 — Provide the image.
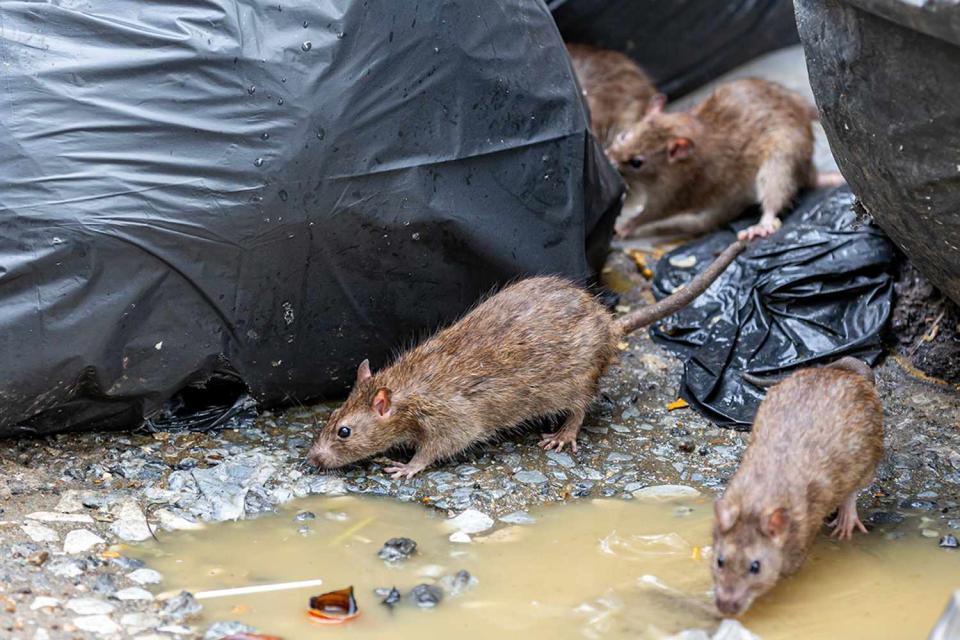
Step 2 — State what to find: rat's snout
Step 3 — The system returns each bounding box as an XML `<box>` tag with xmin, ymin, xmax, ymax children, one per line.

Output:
<box><xmin>305</xmin><ymin>443</ymin><xmax>330</xmax><ymax>469</ymax></box>
<box><xmin>714</xmin><ymin>584</ymin><xmax>750</xmax><ymax>617</ymax></box>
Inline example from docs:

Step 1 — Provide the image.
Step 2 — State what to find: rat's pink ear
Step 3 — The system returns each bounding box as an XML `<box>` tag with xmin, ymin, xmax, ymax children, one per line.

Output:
<box><xmin>715</xmin><ymin>498</ymin><xmax>740</xmax><ymax>533</ymax></box>
<box><xmin>667</xmin><ymin>137</ymin><xmax>694</xmax><ymax>162</ymax></box>
<box><xmin>372</xmin><ymin>387</ymin><xmax>392</xmax><ymax>417</ymax></box>
<box><xmin>356</xmin><ymin>359</ymin><xmax>372</xmax><ymax>384</ymax></box>
<box><xmin>764</xmin><ymin>507</ymin><xmax>789</xmax><ymax>541</ymax></box>
<box><xmin>646</xmin><ymin>93</ymin><xmax>666</xmax><ymax>115</ymax></box>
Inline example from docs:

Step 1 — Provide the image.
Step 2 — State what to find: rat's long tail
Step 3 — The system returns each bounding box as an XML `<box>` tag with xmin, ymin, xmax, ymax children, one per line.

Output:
<box><xmin>742</xmin><ymin>356</ymin><xmax>875</xmax><ymax>389</ymax></box>
<box><xmin>616</xmin><ymin>239</ymin><xmax>746</xmax><ymax>335</ymax></box>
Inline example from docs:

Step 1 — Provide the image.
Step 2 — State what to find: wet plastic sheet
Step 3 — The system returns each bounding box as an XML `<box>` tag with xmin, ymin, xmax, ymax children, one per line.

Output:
<box><xmin>0</xmin><ymin>0</ymin><xmax>622</xmax><ymax>437</ymax></box>
<box><xmin>549</xmin><ymin>0</ymin><xmax>800</xmax><ymax>98</ymax></box>
<box><xmin>795</xmin><ymin>0</ymin><xmax>960</xmax><ymax>306</ymax></box>
<box><xmin>650</xmin><ymin>188</ymin><xmax>896</xmax><ymax>429</ymax></box>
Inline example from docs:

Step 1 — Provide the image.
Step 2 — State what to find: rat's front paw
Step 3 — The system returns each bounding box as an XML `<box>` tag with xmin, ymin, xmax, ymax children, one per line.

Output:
<box><xmin>383</xmin><ymin>460</ymin><xmax>425</xmax><ymax>480</ymax></box>
<box><xmin>737</xmin><ymin>218</ymin><xmax>781</xmax><ymax>242</ymax></box>
<box><xmin>538</xmin><ymin>432</ymin><xmax>578</xmax><ymax>454</ymax></box>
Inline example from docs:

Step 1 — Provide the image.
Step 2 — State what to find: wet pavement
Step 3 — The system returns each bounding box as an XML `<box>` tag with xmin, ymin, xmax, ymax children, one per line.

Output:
<box><xmin>1</xmin><ymin>46</ymin><xmax>959</xmax><ymax>639</ymax></box>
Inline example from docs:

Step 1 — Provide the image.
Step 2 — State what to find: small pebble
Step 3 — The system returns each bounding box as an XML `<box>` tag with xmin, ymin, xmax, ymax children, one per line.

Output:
<box><xmin>409</xmin><ymin>584</ymin><xmax>442</xmax><ymax>608</ymax></box>
<box><xmin>514</xmin><ymin>470</ymin><xmax>548</xmax><ymax>485</ymax></box>
<box><xmin>376</xmin><ymin>587</ymin><xmax>401</xmax><ymax>608</ymax></box>
<box><xmin>940</xmin><ymin>534</ymin><xmax>958</xmax><ymax>549</ymax></box>
<box><xmin>127</xmin><ymin>568</ymin><xmax>163</xmax><ymax>585</ymax></box>
<box><xmin>378</xmin><ymin>537</ymin><xmax>417</xmax><ymax>562</ymax></box>
<box><xmin>294</xmin><ymin>511</ymin><xmax>316</xmax><ymax>521</ymax></box>
<box><xmin>922</xmin><ymin>529</ymin><xmax>940</xmax><ymax>538</ymax></box>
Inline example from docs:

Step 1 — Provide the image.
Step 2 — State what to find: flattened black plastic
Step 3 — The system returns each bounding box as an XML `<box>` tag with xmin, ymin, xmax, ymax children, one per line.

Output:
<box><xmin>795</xmin><ymin>0</ymin><xmax>960</xmax><ymax>306</ymax></box>
<box><xmin>0</xmin><ymin>0</ymin><xmax>622</xmax><ymax>437</ymax></box>
<box><xmin>650</xmin><ymin>188</ymin><xmax>896</xmax><ymax>429</ymax></box>
<box><xmin>549</xmin><ymin>0</ymin><xmax>800</xmax><ymax>98</ymax></box>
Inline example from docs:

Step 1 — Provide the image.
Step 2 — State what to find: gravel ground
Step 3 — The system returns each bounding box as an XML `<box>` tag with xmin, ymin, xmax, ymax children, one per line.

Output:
<box><xmin>1</xmin><ymin>247</ymin><xmax>959</xmax><ymax>639</ymax></box>
<box><xmin>1</xmin><ymin>46</ymin><xmax>959</xmax><ymax>639</ymax></box>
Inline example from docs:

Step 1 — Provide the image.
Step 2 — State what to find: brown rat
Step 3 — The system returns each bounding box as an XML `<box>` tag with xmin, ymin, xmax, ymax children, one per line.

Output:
<box><xmin>566</xmin><ymin>43</ymin><xmax>662</xmax><ymax>148</ymax></box>
<box><xmin>306</xmin><ymin>240</ymin><xmax>746</xmax><ymax>479</ymax></box>
<box><xmin>711</xmin><ymin>357</ymin><xmax>883</xmax><ymax>616</ymax></box>
<box><xmin>608</xmin><ymin>78</ymin><xmax>842</xmax><ymax>242</ymax></box>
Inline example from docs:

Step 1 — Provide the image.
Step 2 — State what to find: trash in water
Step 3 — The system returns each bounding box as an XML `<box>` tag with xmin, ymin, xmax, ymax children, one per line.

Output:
<box><xmin>408</xmin><ymin>584</ymin><xmax>443</xmax><ymax>609</ymax></box>
<box><xmin>375</xmin><ymin>587</ymin><xmax>401</xmax><ymax>608</ymax></box>
<box><xmin>307</xmin><ymin>586</ymin><xmax>359</xmax><ymax>624</ymax></box>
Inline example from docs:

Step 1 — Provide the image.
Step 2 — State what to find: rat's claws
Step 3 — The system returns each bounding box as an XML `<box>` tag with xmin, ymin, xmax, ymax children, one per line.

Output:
<box><xmin>383</xmin><ymin>460</ymin><xmax>424</xmax><ymax>480</ymax></box>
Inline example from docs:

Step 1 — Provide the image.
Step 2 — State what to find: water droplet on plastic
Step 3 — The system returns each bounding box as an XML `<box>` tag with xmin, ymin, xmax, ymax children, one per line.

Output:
<box><xmin>301</xmin><ymin>41</ymin><xmax>312</xmax><ymax>51</ymax></box>
<box><xmin>316</xmin><ymin>127</ymin><xmax>326</xmax><ymax>140</ymax></box>
<box><xmin>279</xmin><ymin>190</ymin><xmax>288</xmax><ymax>201</ymax></box>
<box><xmin>411</xmin><ymin>232</ymin><xmax>421</xmax><ymax>241</ymax></box>
<box><xmin>433</xmin><ymin>47</ymin><xmax>439</xmax><ymax>53</ymax></box>
<box><xmin>277</xmin><ymin>97</ymin><xmax>284</xmax><ymax>105</ymax></box>
<box><xmin>303</xmin><ymin>20</ymin><xmax>309</xmax><ymax>28</ymax></box>
<box><xmin>247</xmin><ymin>85</ymin><xmax>256</xmax><ymax>95</ymax></box>
<box><xmin>254</xmin><ymin>157</ymin><xmax>265</xmax><ymax>167</ymax></box>
<box><xmin>261</xmin><ymin>132</ymin><xmax>270</xmax><ymax>140</ymax></box>
<box><xmin>336</xmin><ymin>31</ymin><xmax>344</xmax><ymax>39</ymax></box>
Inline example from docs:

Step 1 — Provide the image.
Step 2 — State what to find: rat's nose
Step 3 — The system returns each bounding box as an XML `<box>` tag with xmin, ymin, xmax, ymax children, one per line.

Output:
<box><xmin>715</xmin><ymin>596</ymin><xmax>743</xmax><ymax>617</ymax></box>
<box><xmin>305</xmin><ymin>447</ymin><xmax>325</xmax><ymax>469</ymax></box>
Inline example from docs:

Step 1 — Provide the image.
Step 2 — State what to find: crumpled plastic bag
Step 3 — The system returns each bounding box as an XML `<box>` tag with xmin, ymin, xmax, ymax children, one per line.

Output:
<box><xmin>650</xmin><ymin>188</ymin><xmax>896</xmax><ymax>429</ymax></box>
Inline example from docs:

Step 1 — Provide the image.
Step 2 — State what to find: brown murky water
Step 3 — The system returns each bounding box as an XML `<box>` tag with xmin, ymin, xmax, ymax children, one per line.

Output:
<box><xmin>137</xmin><ymin>496</ymin><xmax>958</xmax><ymax>639</ymax></box>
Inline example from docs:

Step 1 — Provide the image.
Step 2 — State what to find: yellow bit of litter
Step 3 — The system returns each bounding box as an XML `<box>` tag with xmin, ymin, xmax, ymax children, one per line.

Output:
<box><xmin>100</xmin><ymin>551</ymin><xmax>120</xmax><ymax>559</ymax></box>
<box><xmin>617</xmin><ymin>341</ymin><xmax>629</xmax><ymax>351</ymax></box>
<box><xmin>691</xmin><ymin>546</ymin><xmax>701</xmax><ymax>561</ymax></box>
<box><xmin>667</xmin><ymin>398</ymin><xmax>689</xmax><ymax>411</ymax></box>
<box><xmin>329</xmin><ymin>516</ymin><xmax>375</xmax><ymax>547</ymax></box>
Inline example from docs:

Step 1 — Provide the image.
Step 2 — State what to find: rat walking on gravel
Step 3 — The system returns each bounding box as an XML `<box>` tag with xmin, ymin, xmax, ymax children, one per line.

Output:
<box><xmin>711</xmin><ymin>357</ymin><xmax>883</xmax><ymax>616</ymax></box>
<box><xmin>306</xmin><ymin>240</ymin><xmax>746</xmax><ymax>479</ymax></box>
<box><xmin>608</xmin><ymin>78</ymin><xmax>844</xmax><ymax>242</ymax></box>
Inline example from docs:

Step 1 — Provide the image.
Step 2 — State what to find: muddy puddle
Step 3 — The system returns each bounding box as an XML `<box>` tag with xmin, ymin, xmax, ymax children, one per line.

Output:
<box><xmin>136</xmin><ymin>496</ymin><xmax>958</xmax><ymax>639</ymax></box>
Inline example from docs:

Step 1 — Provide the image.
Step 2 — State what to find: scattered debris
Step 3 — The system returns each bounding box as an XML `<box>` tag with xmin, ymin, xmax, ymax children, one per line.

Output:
<box><xmin>377</xmin><ymin>537</ymin><xmax>417</xmax><ymax>563</ymax></box>
<box><xmin>408</xmin><ymin>584</ymin><xmax>443</xmax><ymax>609</ymax></box>
<box><xmin>307</xmin><ymin>587</ymin><xmax>358</xmax><ymax>624</ymax></box>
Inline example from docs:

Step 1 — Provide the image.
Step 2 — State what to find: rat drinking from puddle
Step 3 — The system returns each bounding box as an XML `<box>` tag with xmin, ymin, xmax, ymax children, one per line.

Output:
<box><xmin>307</xmin><ymin>241</ymin><xmax>746</xmax><ymax>479</ymax></box>
<box><xmin>711</xmin><ymin>358</ymin><xmax>883</xmax><ymax>616</ymax></box>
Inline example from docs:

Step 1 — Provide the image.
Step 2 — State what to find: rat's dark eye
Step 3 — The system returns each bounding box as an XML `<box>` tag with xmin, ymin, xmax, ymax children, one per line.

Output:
<box><xmin>716</xmin><ymin>555</ymin><xmax>725</xmax><ymax>569</ymax></box>
<box><xmin>337</xmin><ymin>426</ymin><xmax>352</xmax><ymax>439</ymax></box>
<box><xmin>749</xmin><ymin>560</ymin><xmax>761</xmax><ymax>574</ymax></box>
<box><xmin>627</xmin><ymin>155</ymin><xmax>646</xmax><ymax>169</ymax></box>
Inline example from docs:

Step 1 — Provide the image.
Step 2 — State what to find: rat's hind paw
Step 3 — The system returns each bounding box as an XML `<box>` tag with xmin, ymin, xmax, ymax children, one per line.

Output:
<box><xmin>383</xmin><ymin>460</ymin><xmax>425</xmax><ymax>480</ymax></box>
<box><xmin>539</xmin><ymin>432</ymin><xmax>578</xmax><ymax>454</ymax></box>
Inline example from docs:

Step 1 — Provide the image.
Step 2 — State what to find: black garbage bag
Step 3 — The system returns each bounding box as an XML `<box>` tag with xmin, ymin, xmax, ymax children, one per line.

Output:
<box><xmin>650</xmin><ymin>188</ymin><xmax>896</xmax><ymax>429</ymax></box>
<box><xmin>795</xmin><ymin>0</ymin><xmax>960</xmax><ymax>307</ymax></box>
<box><xmin>549</xmin><ymin>0</ymin><xmax>800</xmax><ymax>98</ymax></box>
<box><xmin>0</xmin><ymin>0</ymin><xmax>622</xmax><ymax>437</ymax></box>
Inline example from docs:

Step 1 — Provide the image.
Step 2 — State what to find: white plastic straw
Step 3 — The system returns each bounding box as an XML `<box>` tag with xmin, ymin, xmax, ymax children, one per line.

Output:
<box><xmin>193</xmin><ymin>578</ymin><xmax>324</xmax><ymax>600</ymax></box>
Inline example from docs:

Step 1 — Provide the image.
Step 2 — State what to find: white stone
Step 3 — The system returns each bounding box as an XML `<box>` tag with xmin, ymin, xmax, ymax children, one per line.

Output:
<box><xmin>631</xmin><ymin>484</ymin><xmax>701</xmax><ymax>501</ymax></box>
<box><xmin>444</xmin><ymin>509</ymin><xmax>494</xmax><ymax>534</ymax></box>
<box><xmin>448</xmin><ymin>531</ymin><xmax>472</xmax><ymax>543</ymax></box>
<box><xmin>33</xmin><ymin>629</ymin><xmax>50</xmax><ymax>640</ymax></box>
<box><xmin>63</xmin><ymin>529</ymin><xmax>105</xmax><ymax>554</ymax></box>
<box><xmin>116</xmin><ymin>587</ymin><xmax>155</xmax><ymax>601</ymax></box>
<box><xmin>712</xmin><ymin>619</ymin><xmax>761</xmax><ymax>640</ymax></box>
<box><xmin>110</xmin><ymin>500</ymin><xmax>153</xmax><ymax>542</ymax></box>
<box><xmin>73</xmin><ymin>614</ymin><xmax>121</xmax><ymax>635</ymax></box>
<box><xmin>156</xmin><ymin>509</ymin><xmax>204</xmax><ymax>531</ymax></box>
<box><xmin>156</xmin><ymin>624</ymin><xmax>194</xmax><ymax>635</ymax></box>
<box><xmin>120</xmin><ymin>612</ymin><xmax>161</xmax><ymax>634</ymax></box>
<box><xmin>127</xmin><ymin>568</ymin><xmax>163</xmax><ymax>585</ymax></box>
<box><xmin>26</xmin><ymin>511</ymin><xmax>93</xmax><ymax>524</ymax></box>
<box><xmin>21</xmin><ymin>522</ymin><xmax>59</xmax><ymax>542</ymax></box>
<box><xmin>54</xmin><ymin>490</ymin><xmax>88</xmax><ymax>513</ymax></box>
<box><xmin>30</xmin><ymin>597</ymin><xmax>60</xmax><ymax>610</ymax></box>
<box><xmin>66</xmin><ymin>598</ymin><xmax>115</xmax><ymax>615</ymax></box>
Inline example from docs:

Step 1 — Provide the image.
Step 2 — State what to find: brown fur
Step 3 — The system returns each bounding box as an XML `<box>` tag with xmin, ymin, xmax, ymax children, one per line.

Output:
<box><xmin>306</xmin><ymin>240</ymin><xmax>745</xmax><ymax>478</ymax></box>
<box><xmin>608</xmin><ymin>78</ymin><xmax>817</xmax><ymax>241</ymax></box>
<box><xmin>566</xmin><ymin>43</ymin><xmax>659</xmax><ymax>148</ymax></box>
<box><xmin>711</xmin><ymin>365</ymin><xmax>883</xmax><ymax>616</ymax></box>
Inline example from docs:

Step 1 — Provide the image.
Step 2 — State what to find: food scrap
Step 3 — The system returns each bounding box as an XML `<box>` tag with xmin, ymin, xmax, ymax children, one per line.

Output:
<box><xmin>625</xmin><ymin>249</ymin><xmax>655</xmax><ymax>279</ymax></box>
<box><xmin>307</xmin><ymin>586</ymin><xmax>359</xmax><ymax>624</ymax></box>
<box><xmin>666</xmin><ymin>398</ymin><xmax>689</xmax><ymax>411</ymax></box>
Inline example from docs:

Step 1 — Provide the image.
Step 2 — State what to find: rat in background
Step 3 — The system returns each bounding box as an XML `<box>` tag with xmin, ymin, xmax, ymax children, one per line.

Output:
<box><xmin>306</xmin><ymin>240</ymin><xmax>745</xmax><ymax>479</ymax></box>
<box><xmin>608</xmin><ymin>78</ymin><xmax>844</xmax><ymax>242</ymax></box>
<box><xmin>566</xmin><ymin>43</ymin><xmax>662</xmax><ymax>150</ymax></box>
<box><xmin>711</xmin><ymin>357</ymin><xmax>883</xmax><ymax>616</ymax></box>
